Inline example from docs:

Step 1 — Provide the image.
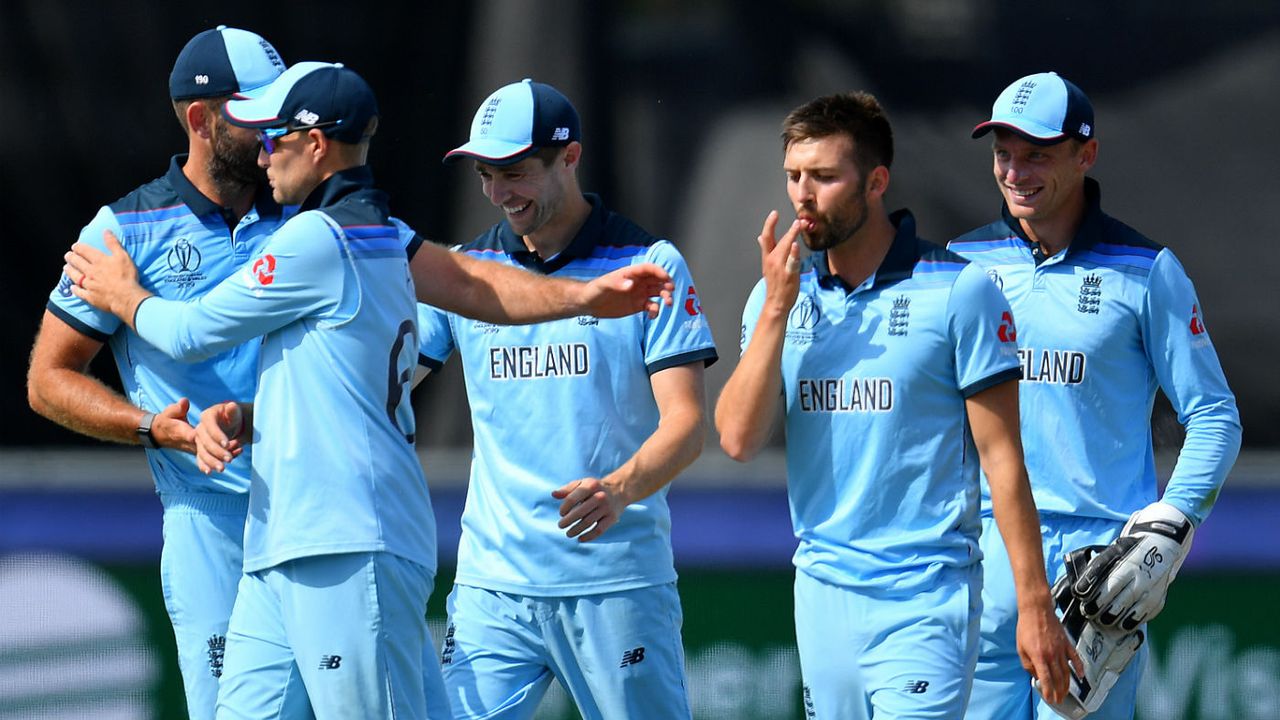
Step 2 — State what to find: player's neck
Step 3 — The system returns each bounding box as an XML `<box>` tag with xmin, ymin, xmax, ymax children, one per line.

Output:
<box><xmin>827</xmin><ymin>208</ymin><xmax>895</xmax><ymax>289</ymax></box>
<box><xmin>182</xmin><ymin>152</ymin><xmax>256</xmax><ymax>222</ymax></box>
<box><xmin>1019</xmin><ymin>187</ymin><xmax>1087</xmax><ymax>259</ymax></box>
<box><xmin>523</xmin><ymin>192</ymin><xmax>592</xmax><ymax>260</ymax></box>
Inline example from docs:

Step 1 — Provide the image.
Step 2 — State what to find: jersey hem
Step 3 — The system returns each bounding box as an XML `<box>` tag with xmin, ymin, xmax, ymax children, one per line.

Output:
<box><xmin>453</xmin><ymin>570</ymin><xmax>678</xmax><ymax>597</ymax></box>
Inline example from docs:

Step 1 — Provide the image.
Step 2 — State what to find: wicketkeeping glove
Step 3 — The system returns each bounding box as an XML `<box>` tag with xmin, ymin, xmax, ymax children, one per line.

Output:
<box><xmin>1036</xmin><ymin>545</ymin><xmax>1145</xmax><ymax>720</ymax></box>
<box><xmin>1070</xmin><ymin>501</ymin><xmax>1195</xmax><ymax>632</ymax></box>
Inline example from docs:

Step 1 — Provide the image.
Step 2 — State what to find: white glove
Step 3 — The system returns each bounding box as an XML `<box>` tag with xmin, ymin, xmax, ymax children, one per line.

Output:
<box><xmin>1071</xmin><ymin>501</ymin><xmax>1195</xmax><ymax>632</ymax></box>
<box><xmin>1037</xmin><ymin>545</ymin><xmax>1146</xmax><ymax>720</ymax></box>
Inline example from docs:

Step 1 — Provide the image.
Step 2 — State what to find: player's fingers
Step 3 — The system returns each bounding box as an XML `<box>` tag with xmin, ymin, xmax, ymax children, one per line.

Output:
<box><xmin>1038</xmin><ymin>653</ymin><xmax>1066</xmax><ymax>704</ymax></box>
<box><xmin>102</xmin><ymin>229</ymin><xmax>126</xmax><ymax>254</ymax></box>
<box><xmin>558</xmin><ymin>497</ymin><xmax>597</xmax><ymax>528</ymax></box>
<box><xmin>758</xmin><ymin>210</ymin><xmax>780</xmax><ymax>258</ymax></box>
<box><xmin>568</xmin><ymin>506</ymin><xmax>610</xmax><ymax>539</ymax></box>
<box><xmin>70</xmin><ymin>241</ymin><xmax>106</xmax><ymax>263</ymax></box>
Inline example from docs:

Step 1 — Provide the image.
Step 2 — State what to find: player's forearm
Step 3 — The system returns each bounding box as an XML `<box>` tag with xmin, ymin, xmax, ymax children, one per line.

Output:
<box><xmin>27</xmin><ymin>366</ymin><xmax>148</xmax><ymax>445</ymax></box>
<box><xmin>413</xmin><ymin>244</ymin><xmax>582</xmax><ymax>325</ymax></box>
<box><xmin>1163</xmin><ymin>399</ymin><xmax>1242</xmax><ymax>525</ymax></box>
<box><xmin>715</xmin><ymin>312</ymin><xmax>786</xmax><ymax>461</ymax></box>
<box><xmin>989</xmin><ymin>466</ymin><xmax>1054</xmax><ymax>610</ymax></box>
<box><xmin>608</xmin><ymin>404</ymin><xmax>706</xmax><ymax>505</ymax></box>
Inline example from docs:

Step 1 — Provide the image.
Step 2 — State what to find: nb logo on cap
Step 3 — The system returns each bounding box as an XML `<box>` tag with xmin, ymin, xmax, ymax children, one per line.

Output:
<box><xmin>1079</xmin><ymin>123</ymin><xmax>1092</xmax><ymax>137</ymax></box>
<box><xmin>194</xmin><ymin>75</ymin><xmax>209</xmax><ymax>85</ymax></box>
<box><xmin>295</xmin><ymin>109</ymin><xmax>320</xmax><ymax>125</ymax></box>
<box><xmin>551</xmin><ymin>127</ymin><xmax>570</xmax><ymax>141</ymax></box>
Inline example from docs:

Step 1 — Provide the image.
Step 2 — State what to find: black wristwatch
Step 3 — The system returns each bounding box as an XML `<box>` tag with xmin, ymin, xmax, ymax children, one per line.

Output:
<box><xmin>137</xmin><ymin>412</ymin><xmax>159</xmax><ymax>449</ymax></box>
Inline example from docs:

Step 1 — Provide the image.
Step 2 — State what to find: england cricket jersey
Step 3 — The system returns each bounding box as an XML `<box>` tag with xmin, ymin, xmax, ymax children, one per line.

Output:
<box><xmin>740</xmin><ymin>210</ymin><xmax>1020</xmax><ymax>593</ymax></box>
<box><xmin>949</xmin><ymin>178</ymin><xmax>1241</xmax><ymax>525</ymax></box>
<box><xmin>419</xmin><ymin>194</ymin><xmax>717</xmax><ymax>595</ymax></box>
<box><xmin>133</xmin><ymin>167</ymin><xmax>436</xmax><ymax>574</ymax></box>
<box><xmin>47</xmin><ymin>155</ymin><xmax>289</xmax><ymax>496</ymax></box>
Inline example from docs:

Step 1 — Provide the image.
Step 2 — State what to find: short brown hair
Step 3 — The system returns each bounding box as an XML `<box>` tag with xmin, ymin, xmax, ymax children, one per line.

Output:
<box><xmin>171</xmin><ymin>96</ymin><xmax>229</xmax><ymax>134</ymax></box>
<box><xmin>781</xmin><ymin>91</ymin><xmax>894</xmax><ymax>174</ymax></box>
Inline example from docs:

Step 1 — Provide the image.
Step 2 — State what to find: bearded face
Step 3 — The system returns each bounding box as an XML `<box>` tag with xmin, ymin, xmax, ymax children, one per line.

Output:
<box><xmin>207</xmin><ymin>114</ymin><xmax>265</xmax><ymax>195</ymax></box>
<box><xmin>798</xmin><ymin>174</ymin><xmax>869</xmax><ymax>252</ymax></box>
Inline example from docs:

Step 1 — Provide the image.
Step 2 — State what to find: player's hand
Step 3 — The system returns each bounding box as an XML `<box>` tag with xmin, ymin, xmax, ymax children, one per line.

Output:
<box><xmin>1017</xmin><ymin>599</ymin><xmax>1083</xmax><ymax>705</ymax></box>
<box><xmin>63</xmin><ymin>230</ymin><xmax>151</xmax><ymax>319</ymax></box>
<box><xmin>153</xmin><ymin>398</ymin><xmax>197</xmax><ymax>454</ymax></box>
<box><xmin>552</xmin><ymin>477</ymin><xmax>628</xmax><ymax>542</ymax></box>
<box><xmin>194</xmin><ymin>401</ymin><xmax>246</xmax><ymax>474</ymax></box>
<box><xmin>758</xmin><ymin>211</ymin><xmax>803</xmax><ymax>316</ymax></box>
<box><xmin>580</xmin><ymin>263</ymin><xmax>674</xmax><ymax>319</ymax></box>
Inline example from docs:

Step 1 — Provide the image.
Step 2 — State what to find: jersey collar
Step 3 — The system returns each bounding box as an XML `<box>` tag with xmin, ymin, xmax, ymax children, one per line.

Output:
<box><xmin>497</xmin><ymin>193</ymin><xmax>606</xmax><ymax>274</ymax></box>
<box><xmin>300</xmin><ymin>165</ymin><xmax>383</xmax><ymax>213</ymax></box>
<box><xmin>167</xmin><ymin>154</ymin><xmax>286</xmax><ymax>226</ymax></box>
<box><xmin>1000</xmin><ymin>177</ymin><xmax>1106</xmax><ymax>260</ymax></box>
<box><xmin>813</xmin><ymin>208</ymin><xmax>920</xmax><ymax>293</ymax></box>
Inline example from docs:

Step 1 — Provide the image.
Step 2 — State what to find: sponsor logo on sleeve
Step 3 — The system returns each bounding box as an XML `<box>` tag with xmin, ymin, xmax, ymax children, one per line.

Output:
<box><xmin>252</xmin><ymin>254</ymin><xmax>277</xmax><ymax>285</ymax></box>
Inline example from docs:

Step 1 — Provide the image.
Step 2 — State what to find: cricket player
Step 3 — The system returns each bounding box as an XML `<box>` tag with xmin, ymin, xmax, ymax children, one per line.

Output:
<box><xmin>422</xmin><ymin>78</ymin><xmax>717</xmax><ymax>719</ymax></box>
<box><xmin>26</xmin><ymin>26</ymin><xmax>286</xmax><ymax>717</ymax></box>
<box><xmin>715</xmin><ymin>90</ymin><xmax>1078</xmax><ymax>719</ymax></box>
<box><xmin>950</xmin><ymin>71</ymin><xmax>1241</xmax><ymax>719</ymax></box>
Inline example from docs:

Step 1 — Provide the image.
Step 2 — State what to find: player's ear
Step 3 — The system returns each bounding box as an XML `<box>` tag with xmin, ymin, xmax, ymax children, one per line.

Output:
<box><xmin>1078</xmin><ymin>138</ymin><xmax>1099</xmax><ymax>173</ymax></box>
<box><xmin>562</xmin><ymin>141</ymin><xmax>582</xmax><ymax>169</ymax></box>
<box><xmin>187</xmin><ymin>101</ymin><xmax>212</xmax><ymax>140</ymax></box>
<box><xmin>866</xmin><ymin>165</ymin><xmax>890</xmax><ymax>199</ymax></box>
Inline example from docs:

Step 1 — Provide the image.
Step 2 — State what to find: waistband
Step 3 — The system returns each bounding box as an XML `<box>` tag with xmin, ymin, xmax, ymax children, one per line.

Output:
<box><xmin>159</xmin><ymin>491</ymin><xmax>251</xmax><ymax>514</ymax></box>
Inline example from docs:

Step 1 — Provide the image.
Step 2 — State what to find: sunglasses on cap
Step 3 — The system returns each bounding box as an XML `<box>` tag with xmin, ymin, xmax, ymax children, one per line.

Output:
<box><xmin>257</xmin><ymin>119</ymin><xmax>344</xmax><ymax>154</ymax></box>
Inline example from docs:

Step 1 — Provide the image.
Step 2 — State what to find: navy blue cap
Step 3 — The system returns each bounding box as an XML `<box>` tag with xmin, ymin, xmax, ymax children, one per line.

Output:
<box><xmin>222</xmin><ymin>62</ymin><xmax>378</xmax><ymax>144</ymax></box>
<box><xmin>444</xmin><ymin>79</ymin><xmax>581</xmax><ymax>165</ymax></box>
<box><xmin>169</xmin><ymin>25</ymin><xmax>285</xmax><ymax>101</ymax></box>
<box><xmin>973</xmin><ymin>72</ymin><xmax>1095</xmax><ymax>145</ymax></box>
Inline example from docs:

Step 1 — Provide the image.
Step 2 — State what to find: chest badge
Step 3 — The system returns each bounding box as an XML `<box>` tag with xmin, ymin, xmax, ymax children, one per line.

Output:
<box><xmin>889</xmin><ymin>295</ymin><xmax>910</xmax><ymax>336</ymax></box>
<box><xmin>1077</xmin><ymin>274</ymin><xmax>1102</xmax><ymax>314</ymax></box>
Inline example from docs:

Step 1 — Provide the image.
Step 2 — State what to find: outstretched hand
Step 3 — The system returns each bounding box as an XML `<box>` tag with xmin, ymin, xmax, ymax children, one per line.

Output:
<box><xmin>153</xmin><ymin>398</ymin><xmax>197</xmax><ymax>454</ymax></box>
<box><xmin>63</xmin><ymin>230</ymin><xmax>151</xmax><ymax>321</ymax></box>
<box><xmin>194</xmin><ymin>401</ymin><xmax>247</xmax><ymax>475</ymax></box>
<box><xmin>581</xmin><ymin>263</ymin><xmax>674</xmax><ymax>319</ymax></box>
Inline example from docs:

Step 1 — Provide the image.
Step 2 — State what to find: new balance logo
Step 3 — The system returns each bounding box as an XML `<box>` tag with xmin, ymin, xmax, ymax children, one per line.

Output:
<box><xmin>295</xmin><ymin>109</ymin><xmax>320</xmax><ymax>126</ymax></box>
<box><xmin>551</xmin><ymin>127</ymin><xmax>571</xmax><ymax>141</ymax></box>
<box><xmin>319</xmin><ymin>655</ymin><xmax>342</xmax><ymax>670</ymax></box>
<box><xmin>903</xmin><ymin>680</ymin><xmax>930</xmax><ymax>694</ymax></box>
<box><xmin>619</xmin><ymin>646</ymin><xmax>646</xmax><ymax>667</ymax></box>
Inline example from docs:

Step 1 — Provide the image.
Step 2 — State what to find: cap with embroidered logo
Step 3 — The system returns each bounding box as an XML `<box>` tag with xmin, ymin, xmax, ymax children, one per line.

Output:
<box><xmin>443</xmin><ymin>78</ymin><xmax>580</xmax><ymax>166</ymax></box>
<box><xmin>222</xmin><ymin>62</ymin><xmax>378</xmax><ymax>145</ymax></box>
<box><xmin>972</xmin><ymin>72</ymin><xmax>1095</xmax><ymax>145</ymax></box>
<box><xmin>169</xmin><ymin>25</ymin><xmax>285</xmax><ymax>101</ymax></box>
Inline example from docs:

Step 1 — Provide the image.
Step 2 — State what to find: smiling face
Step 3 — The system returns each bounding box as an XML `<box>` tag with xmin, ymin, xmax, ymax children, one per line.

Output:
<box><xmin>992</xmin><ymin>128</ymin><xmax>1096</xmax><ymax>224</ymax></box>
<box><xmin>784</xmin><ymin>134</ymin><xmax>871</xmax><ymax>252</ymax></box>
<box><xmin>475</xmin><ymin>148</ymin><xmax>573</xmax><ymax>238</ymax></box>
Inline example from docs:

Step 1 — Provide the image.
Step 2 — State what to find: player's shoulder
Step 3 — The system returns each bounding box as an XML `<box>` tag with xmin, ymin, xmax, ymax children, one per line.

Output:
<box><xmin>911</xmin><ymin>237</ymin><xmax>972</xmax><ymax>282</ymax></box>
<box><xmin>1078</xmin><ymin>213</ymin><xmax>1165</xmax><ymax>277</ymax></box>
<box><xmin>947</xmin><ymin>219</ymin><xmax>1022</xmax><ymax>263</ymax></box>
<box><xmin>105</xmin><ymin>173</ymin><xmax>187</xmax><ymax>226</ymax></box>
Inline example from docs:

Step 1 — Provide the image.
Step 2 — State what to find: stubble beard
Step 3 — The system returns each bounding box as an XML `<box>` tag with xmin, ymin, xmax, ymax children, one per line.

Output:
<box><xmin>208</xmin><ymin>121</ymin><xmax>265</xmax><ymax>200</ymax></box>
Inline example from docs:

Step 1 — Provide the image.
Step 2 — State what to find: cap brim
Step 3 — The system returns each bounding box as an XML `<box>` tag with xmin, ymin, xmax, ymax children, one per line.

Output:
<box><xmin>442</xmin><ymin>139</ymin><xmax>536</xmax><ymax>166</ymax></box>
<box><xmin>971</xmin><ymin>120</ymin><xmax>1068</xmax><ymax>146</ymax></box>
<box><xmin>223</xmin><ymin>94</ymin><xmax>286</xmax><ymax>129</ymax></box>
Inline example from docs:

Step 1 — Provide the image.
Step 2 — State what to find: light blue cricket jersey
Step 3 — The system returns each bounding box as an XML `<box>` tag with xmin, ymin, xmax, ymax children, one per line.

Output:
<box><xmin>132</xmin><ymin>167</ymin><xmax>436</xmax><ymax>574</ymax></box>
<box><xmin>948</xmin><ymin>178</ymin><xmax>1241</xmax><ymax>525</ymax></box>
<box><xmin>47</xmin><ymin>155</ymin><xmax>289</xmax><ymax>496</ymax></box>
<box><xmin>419</xmin><ymin>194</ymin><xmax>718</xmax><ymax>596</ymax></box>
<box><xmin>740</xmin><ymin>210</ymin><xmax>1021</xmax><ymax>593</ymax></box>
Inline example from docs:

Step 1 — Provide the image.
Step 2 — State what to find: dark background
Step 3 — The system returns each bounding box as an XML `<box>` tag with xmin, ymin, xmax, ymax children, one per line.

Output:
<box><xmin>4</xmin><ymin>0</ymin><xmax>1277</xmax><ymax>449</ymax></box>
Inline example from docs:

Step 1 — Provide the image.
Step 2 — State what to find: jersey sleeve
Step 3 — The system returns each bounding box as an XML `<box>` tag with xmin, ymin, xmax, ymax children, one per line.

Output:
<box><xmin>947</xmin><ymin>262</ymin><xmax>1022</xmax><ymax>397</ymax></box>
<box><xmin>641</xmin><ymin>240</ymin><xmax>718</xmax><ymax>373</ymax></box>
<box><xmin>738</xmin><ymin>278</ymin><xmax>768</xmax><ymax>356</ymax></box>
<box><xmin>46</xmin><ymin>206</ymin><xmax>127</xmax><ymax>340</ymax></box>
<box><xmin>416</xmin><ymin>302</ymin><xmax>454</xmax><ymax>370</ymax></box>
<box><xmin>134</xmin><ymin>212</ymin><xmax>345</xmax><ymax>362</ymax></box>
<box><xmin>1142</xmin><ymin>250</ymin><xmax>1242</xmax><ymax>524</ymax></box>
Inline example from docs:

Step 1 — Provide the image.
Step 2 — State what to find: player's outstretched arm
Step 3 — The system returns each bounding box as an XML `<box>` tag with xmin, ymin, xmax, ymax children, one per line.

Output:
<box><xmin>967</xmin><ymin>379</ymin><xmax>1082</xmax><ymax>705</ymax></box>
<box><xmin>28</xmin><ymin>310</ymin><xmax>194</xmax><ymax>449</ymax></box>
<box><xmin>194</xmin><ymin>401</ymin><xmax>253</xmax><ymax>475</ymax></box>
<box><xmin>554</xmin><ymin>362</ymin><xmax>707</xmax><ymax>542</ymax></box>
<box><xmin>63</xmin><ymin>231</ymin><xmax>153</xmax><ymax>329</ymax></box>
<box><xmin>409</xmin><ymin>241</ymin><xmax>673</xmax><ymax>324</ymax></box>
<box><xmin>715</xmin><ymin>211</ymin><xmax>801</xmax><ymax>461</ymax></box>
